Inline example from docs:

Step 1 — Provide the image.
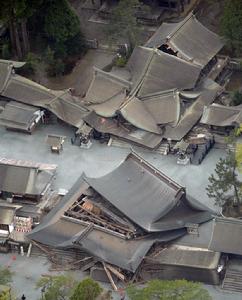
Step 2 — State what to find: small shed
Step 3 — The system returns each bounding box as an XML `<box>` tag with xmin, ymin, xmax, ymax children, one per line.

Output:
<box><xmin>46</xmin><ymin>134</ymin><xmax>66</xmax><ymax>154</ymax></box>
<box><xmin>0</xmin><ymin>101</ymin><xmax>43</xmax><ymax>133</ymax></box>
<box><xmin>0</xmin><ymin>163</ymin><xmax>54</xmax><ymax>200</ymax></box>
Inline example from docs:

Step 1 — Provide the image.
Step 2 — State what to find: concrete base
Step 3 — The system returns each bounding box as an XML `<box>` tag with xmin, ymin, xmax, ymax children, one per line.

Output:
<box><xmin>80</xmin><ymin>140</ymin><xmax>92</xmax><ymax>149</ymax></box>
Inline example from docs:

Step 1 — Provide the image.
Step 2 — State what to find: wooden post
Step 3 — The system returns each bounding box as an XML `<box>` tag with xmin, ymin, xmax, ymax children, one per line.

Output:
<box><xmin>102</xmin><ymin>262</ymin><xmax>118</xmax><ymax>291</ymax></box>
<box><xmin>106</xmin><ymin>263</ymin><xmax>126</xmax><ymax>282</ymax></box>
<box><xmin>27</xmin><ymin>243</ymin><xmax>32</xmax><ymax>257</ymax></box>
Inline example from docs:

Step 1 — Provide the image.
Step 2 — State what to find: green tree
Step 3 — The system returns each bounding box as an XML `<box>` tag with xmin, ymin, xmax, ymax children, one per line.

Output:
<box><xmin>0</xmin><ymin>268</ymin><xmax>13</xmax><ymax>286</ymax></box>
<box><xmin>0</xmin><ymin>285</ymin><xmax>11</xmax><ymax>300</ymax></box>
<box><xmin>220</xmin><ymin>0</ymin><xmax>242</xmax><ymax>55</ymax></box>
<box><xmin>206</xmin><ymin>150</ymin><xmax>242</xmax><ymax>210</ymax></box>
<box><xmin>127</xmin><ymin>279</ymin><xmax>212</xmax><ymax>300</ymax></box>
<box><xmin>0</xmin><ymin>0</ymin><xmax>43</xmax><ymax>58</ymax></box>
<box><xmin>39</xmin><ymin>0</ymin><xmax>86</xmax><ymax>76</ymax></box>
<box><xmin>232</xmin><ymin>90</ymin><xmax>242</xmax><ymax>106</ymax></box>
<box><xmin>1</xmin><ymin>42</ymin><xmax>11</xmax><ymax>60</ymax></box>
<box><xmin>70</xmin><ymin>278</ymin><xmax>103</xmax><ymax>300</ymax></box>
<box><xmin>106</xmin><ymin>0</ymin><xmax>141</xmax><ymax>50</ymax></box>
<box><xmin>44</xmin><ymin>46</ymin><xmax>55</xmax><ymax>65</ymax></box>
<box><xmin>22</xmin><ymin>52</ymin><xmax>39</xmax><ymax>74</ymax></box>
<box><xmin>44</xmin><ymin>0</ymin><xmax>83</xmax><ymax>58</ymax></box>
<box><xmin>0</xmin><ymin>268</ymin><xmax>13</xmax><ymax>300</ymax></box>
<box><xmin>36</xmin><ymin>274</ymin><xmax>77</xmax><ymax>300</ymax></box>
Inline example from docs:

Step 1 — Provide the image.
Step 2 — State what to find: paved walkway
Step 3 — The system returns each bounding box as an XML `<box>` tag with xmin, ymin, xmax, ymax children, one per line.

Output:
<box><xmin>0</xmin><ymin>122</ymin><xmax>237</xmax><ymax>299</ymax></box>
<box><xmin>0</xmin><ymin>122</ymin><xmax>225</xmax><ymax>211</ymax></box>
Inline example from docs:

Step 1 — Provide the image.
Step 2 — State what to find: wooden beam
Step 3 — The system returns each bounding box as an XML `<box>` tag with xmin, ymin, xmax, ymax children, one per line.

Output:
<box><xmin>106</xmin><ymin>263</ymin><xmax>126</xmax><ymax>282</ymax></box>
<box><xmin>31</xmin><ymin>240</ymin><xmax>50</xmax><ymax>255</ymax></box>
<box><xmin>102</xmin><ymin>262</ymin><xmax>118</xmax><ymax>291</ymax></box>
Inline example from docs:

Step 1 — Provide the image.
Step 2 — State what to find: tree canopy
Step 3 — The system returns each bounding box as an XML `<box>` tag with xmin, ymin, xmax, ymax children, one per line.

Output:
<box><xmin>44</xmin><ymin>0</ymin><xmax>80</xmax><ymax>45</ymax></box>
<box><xmin>207</xmin><ymin>128</ymin><xmax>242</xmax><ymax>212</ymax></box>
<box><xmin>206</xmin><ymin>151</ymin><xmax>242</xmax><ymax>208</ymax></box>
<box><xmin>0</xmin><ymin>285</ymin><xmax>11</xmax><ymax>300</ymax></box>
<box><xmin>220</xmin><ymin>0</ymin><xmax>242</xmax><ymax>55</ymax></box>
<box><xmin>0</xmin><ymin>0</ymin><xmax>43</xmax><ymax>58</ymax></box>
<box><xmin>70</xmin><ymin>278</ymin><xmax>103</xmax><ymax>300</ymax></box>
<box><xmin>0</xmin><ymin>0</ymin><xmax>86</xmax><ymax>75</ymax></box>
<box><xmin>36</xmin><ymin>274</ymin><xmax>77</xmax><ymax>300</ymax></box>
<box><xmin>232</xmin><ymin>90</ymin><xmax>242</xmax><ymax>106</ymax></box>
<box><xmin>0</xmin><ymin>268</ymin><xmax>13</xmax><ymax>300</ymax></box>
<box><xmin>106</xmin><ymin>0</ymin><xmax>141</xmax><ymax>49</ymax></box>
<box><xmin>127</xmin><ymin>279</ymin><xmax>212</xmax><ymax>300</ymax></box>
<box><xmin>0</xmin><ymin>268</ymin><xmax>13</xmax><ymax>286</ymax></box>
<box><xmin>36</xmin><ymin>275</ymin><xmax>104</xmax><ymax>300</ymax></box>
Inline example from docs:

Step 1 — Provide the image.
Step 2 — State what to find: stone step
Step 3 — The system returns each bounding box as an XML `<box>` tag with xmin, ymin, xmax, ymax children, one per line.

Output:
<box><xmin>108</xmin><ymin>138</ymin><xmax>170</xmax><ymax>155</ymax></box>
<box><xmin>226</xmin><ymin>270</ymin><xmax>242</xmax><ymax>278</ymax></box>
<box><xmin>223</xmin><ymin>285</ymin><xmax>242</xmax><ymax>293</ymax></box>
<box><xmin>222</xmin><ymin>269</ymin><xmax>242</xmax><ymax>293</ymax></box>
<box><xmin>225</xmin><ymin>273</ymin><xmax>242</xmax><ymax>280</ymax></box>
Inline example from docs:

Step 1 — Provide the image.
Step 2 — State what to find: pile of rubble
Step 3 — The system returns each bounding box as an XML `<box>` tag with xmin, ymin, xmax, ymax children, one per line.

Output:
<box><xmin>26</xmin><ymin>152</ymin><xmax>215</xmax><ymax>288</ymax></box>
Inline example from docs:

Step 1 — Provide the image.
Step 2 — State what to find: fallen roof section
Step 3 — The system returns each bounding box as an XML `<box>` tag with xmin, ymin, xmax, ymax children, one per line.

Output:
<box><xmin>0</xmin><ymin>163</ymin><xmax>54</xmax><ymax>196</ymax></box>
<box><xmin>120</xmin><ymin>97</ymin><xmax>161</xmax><ymax>134</ymax></box>
<box><xmin>141</xmin><ymin>89</ymin><xmax>181</xmax><ymax>126</ymax></box>
<box><xmin>0</xmin><ymin>101</ymin><xmax>39</xmax><ymax>131</ymax></box>
<box><xmin>200</xmin><ymin>104</ymin><xmax>242</xmax><ymax>127</ymax></box>
<box><xmin>84</xmin><ymin>111</ymin><xmax>163</xmax><ymax>149</ymax></box>
<box><xmin>46</xmin><ymin>90</ymin><xmax>89</xmax><ymax>128</ymax></box>
<box><xmin>145</xmin><ymin>13</ymin><xmax>224</xmax><ymax>68</ymax></box>
<box><xmin>209</xmin><ymin>217</ymin><xmax>242</xmax><ymax>256</ymax></box>
<box><xmin>119</xmin><ymin>90</ymin><xmax>181</xmax><ymax>134</ymax></box>
<box><xmin>84</xmin><ymin>152</ymin><xmax>212</xmax><ymax>232</ymax></box>
<box><xmin>29</xmin><ymin>216</ymin><xmax>185</xmax><ymax>272</ymax></box>
<box><xmin>84</xmin><ymin>68</ymin><xmax>130</xmax><ymax>104</ymax></box>
<box><xmin>164</xmin><ymin>79</ymin><xmax>222</xmax><ymax>141</ymax></box>
<box><xmin>0</xmin><ymin>62</ymin><xmax>90</xmax><ymax>128</ymax></box>
<box><xmin>88</xmin><ymin>90</ymin><xmax>126</xmax><ymax>118</ymax></box>
<box><xmin>28</xmin><ymin>173</ymin><xmax>186</xmax><ymax>272</ymax></box>
<box><xmin>2</xmin><ymin>74</ymin><xmax>55</xmax><ymax>106</ymax></box>
<box><xmin>27</xmin><ymin>153</ymin><xmax>214</xmax><ymax>272</ymax></box>
<box><xmin>0</xmin><ymin>60</ymin><xmax>25</xmax><ymax>94</ymax></box>
<box><xmin>128</xmin><ymin>46</ymin><xmax>201</xmax><ymax>97</ymax></box>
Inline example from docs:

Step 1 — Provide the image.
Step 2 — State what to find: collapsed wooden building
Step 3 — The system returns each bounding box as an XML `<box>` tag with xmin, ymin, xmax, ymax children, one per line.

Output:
<box><xmin>0</xmin><ymin>11</ymin><xmax>241</xmax><ymax>290</ymax></box>
<box><xmin>0</xmin><ymin>13</ymin><xmax>231</xmax><ymax>152</ymax></box>
<box><xmin>0</xmin><ymin>158</ymin><xmax>57</xmax><ymax>252</ymax></box>
<box><xmin>27</xmin><ymin>152</ymin><xmax>220</xmax><ymax>282</ymax></box>
<box><xmin>81</xmin><ymin>13</ymin><xmax>226</xmax><ymax>147</ymax></box>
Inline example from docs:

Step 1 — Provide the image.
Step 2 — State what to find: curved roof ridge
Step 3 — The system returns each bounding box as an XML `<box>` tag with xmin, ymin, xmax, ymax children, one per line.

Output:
<box><xmin>93</xmin><ymin>67</ymin><xmax>132</xmax><ymax>89</ymax></box>
<box><xmin>139</xmin><ymin>88</ymin><xmax>178</xmax><ymax>100</ymax></box>
<box><xmin>120</xmin><ymin>96</ymin><xmax>161</xmax><ymax>134</ymax></box>
<box><xmin>166</xmin><ymin>12</ymin><xmax>194</xmax><ymax>40</ymax></box>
